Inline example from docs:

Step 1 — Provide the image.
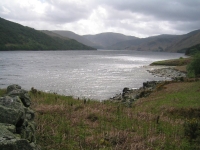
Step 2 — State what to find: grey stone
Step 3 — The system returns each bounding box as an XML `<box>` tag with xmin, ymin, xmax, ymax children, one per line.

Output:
<box><xmin>7</xmin><ymin>89</ymin><xmax>31</xmax><ymax>107</ymax></box>
<box><xmin>0</xmin><ymin>96</ymin><xmax>25</xmax><ymax>125</ymax></box>
<box><xmin>0</xmin><ymin>85</ymin><xmax>41</xmax><ymax>150</ymax></box>
<box><xmin>7</xmin><ymin>85</ymin><xmax>21</xmax><ymax>94</ymax></box>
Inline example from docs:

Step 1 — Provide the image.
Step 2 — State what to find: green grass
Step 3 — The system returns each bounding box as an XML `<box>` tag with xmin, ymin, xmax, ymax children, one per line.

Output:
<box><xmin>150</xmin><ymin>57</ymin><xmax>192</xmax><ymax>66</ymax></box>
<box><xmin>1</xmin><ymin>81</ymin><xmax>200</xmax><ymax>149</ymax></box>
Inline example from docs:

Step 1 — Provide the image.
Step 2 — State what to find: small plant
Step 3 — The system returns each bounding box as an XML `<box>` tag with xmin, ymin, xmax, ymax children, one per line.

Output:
<box><xmin>184</xmin><ymin>118</ymin><xmax>200</xmax><ymax>141</ymax></box>
<box><xmin>87</xmin><ymin>113</ymin><xmax>98</xmax><ymax>122</ymax></box>
<box><xmin>74</xmin><ymin>105</ymin><xmax>84</xmax><ymax>111</ymax></box>
<box><xmin>31</xmin><ymin>87</ymin><xmax>38</xmax><ymax>94</ymax></box>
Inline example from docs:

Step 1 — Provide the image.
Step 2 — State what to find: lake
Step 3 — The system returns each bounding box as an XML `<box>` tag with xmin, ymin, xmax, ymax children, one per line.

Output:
<box><xmin>0</xmin><ymin>50</ymin><xmax>185</xmax><ymax>100</ymax></box>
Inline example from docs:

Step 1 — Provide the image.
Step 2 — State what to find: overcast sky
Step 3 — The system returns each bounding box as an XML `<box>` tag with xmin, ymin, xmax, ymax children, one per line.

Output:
<box><xmin>0</xmin><ymin>0</ymin><xmax>200</xmax><ymax>38</ymax></box>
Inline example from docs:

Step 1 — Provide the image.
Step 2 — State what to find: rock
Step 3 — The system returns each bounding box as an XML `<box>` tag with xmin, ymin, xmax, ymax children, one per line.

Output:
<box><xmin>7</xmin><ymin>89</ymin><xmax>31</xmax><ymax>107</ymax></box>
<box><xmin>0</xmin><ymin>123</ymin><xmax>35</xmax><ymax>150</ymax></box>
<box><xmin>7</xmin><ymin>84</ymin><xmax>21</xmax><ymax>93</ymax></box>
<box><xmin>109</xmin><ymin>80</ymin><xmax>165</xmax><ymax>106</ymax></box>
<box><xmin>147</xmin><ymin>67</ymin><xmax>186</xmax><ymax>79</ymax></box>
<box><xmin>0</xmin><ymin>96</ymin><xmax>25</xmax><ymax>125</ymax></box>
<box><xmin>109</xmin><ymin>68</ymin><xmax>186</xmax><ymax>106</ymax></box>
<box><xmin>0</xmin><ymin>84</ymin><xmax>40</xmax><ymax>150</ymax></box>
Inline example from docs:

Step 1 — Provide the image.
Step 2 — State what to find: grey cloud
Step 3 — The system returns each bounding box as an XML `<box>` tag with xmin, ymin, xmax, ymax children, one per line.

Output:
<box><xmin>169</xmin><ymin>20</ymin><xmax>200</xmax><ymax>32</ymax></box>
<box><xmin>0</xmin><ymin>5</ymin><xmax>40</xmax><ymax>21</ymax></box>
<box><xmin>101</xmin><ymin>0</ymin><xmax>200</xmax><ymax>22</ymax></box>
<box><xmin>43</xmin><ymin>1</ymin><xmax>91</xmax><ymax>23</ymax></box>
<box><xmin>96</xmin><ymin>0</ymin><xmax>200</xmax><ymax>34</ymax></box>
<box><xmin>0</xmin><ymin>0</ymin><xmax>199</xmax><ymax>37</ymax></box>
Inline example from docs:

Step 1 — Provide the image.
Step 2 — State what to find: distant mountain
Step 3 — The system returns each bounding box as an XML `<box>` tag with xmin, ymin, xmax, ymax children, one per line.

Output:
<box><xmin>41</xmin><ymin>30</ymin><xmax>70</xmax><ymax>40</ymax></box>
<box><xmin>45</xmin><ymin>28</ymin><xmax>200</xmax><ymax>53</ymax></box>
<box><xmin>51</xmin><ymin>30</ymin><xmax>101</xmax><ymax>49</ymax></box>
<box><xmin>108</xmin><ymin>34</ymin><xmax>179</xmax><ymax>51</ymax></box>
<box><xmin>165</xmin><ymin>29</ymin><xmax>200</xmax><ymax>52</ymax></box>
<box><xmin>0</xmin><ymin>17</ymin><xmax>95</xmax><ymax>50</ymax></box>
<box><xmin>83</xmin><ymin>32</ymin><xmax>138</xmax><ymax>49</ymax></box>
<box><xmin>107</xmin><ymin>30</ymin><xmax>200</xmax><ymax>52</ymax></box>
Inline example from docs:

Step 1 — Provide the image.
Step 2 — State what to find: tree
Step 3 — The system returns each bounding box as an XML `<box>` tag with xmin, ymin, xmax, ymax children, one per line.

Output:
<box><xmin>187</xmin><ymin>52</ymin><xmax>200</xmax><ymax>77</ymax></box>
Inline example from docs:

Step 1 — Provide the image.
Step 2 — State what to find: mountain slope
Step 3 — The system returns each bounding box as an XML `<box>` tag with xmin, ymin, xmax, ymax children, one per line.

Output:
<box><xmin>83</xmin><ymin>32</ymin><xmax>138</xmax><ymax>49</ymax></box>
<box><xmin>185</xmin><ymin>43</ymin><xmax>200</xmax><ymax>55</ymax></box>
<box><xmin>51</xmin><ymin>30</ymin><xmax>101</xmax><ymax>49</ymax></box>
<box><xmin>107</xmin><ymin>34</ymin><xmax>179</xmax><ymax>51</ymax></box>
<box><xmin>107</xmin><ymin>30</ymin><xmax>200</xmax><ymax>52</ymax></box>
<box><xmin>165</xmin><ymin>29</ymin><xmax>200</xmax><ymax>52</ymax></box>
<box><xmin>41</xmin><ymin>30</ymin><xmax>70</xmax><ymax>40</ymax></box>
<box><xmin>0</xmin><ymin>18</ymin><xmax>95</xmax><ymax>50</ymax></box>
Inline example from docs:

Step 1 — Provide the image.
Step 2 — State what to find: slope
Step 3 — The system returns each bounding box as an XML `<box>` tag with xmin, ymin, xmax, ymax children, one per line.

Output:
<box><xmin>107</xmin><ymin>34</ymin><xmax>179</xmax><ymax>51</ymax></box>
<box><xmin>51</xmin><ymin>30</ymin><xmax>101</xmax><ymax>49</ymax></box>
<box><xmin>107</xmin><ymin>30</ymin><xmax>200</xmax><ymax>52</ymax></box>
<box><xmin>0</xmin><ymin>17</ymin><xmax>96</xmax><ymax>50</ymax></box>
<box><xmin>83</xmin><ymin>32</ymin><xmax>138</xmax><ymax>49</ymax></box>
<box><xmin>166</xmin><ymin>29</ymin><xmax>200</xmax><ymax>52</ymax></box>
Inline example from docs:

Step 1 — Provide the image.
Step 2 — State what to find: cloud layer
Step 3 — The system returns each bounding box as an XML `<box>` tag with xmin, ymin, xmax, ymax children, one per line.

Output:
<box><xmin>0</xmin><ymin>0</ymin><xmax>200</xmax><ymax>37</ymax></box>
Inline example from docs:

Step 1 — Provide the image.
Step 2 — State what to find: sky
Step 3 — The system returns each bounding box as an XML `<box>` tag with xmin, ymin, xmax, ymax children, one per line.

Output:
<box><xmin>0</xmin><ymin>0</ymin><xmax>200</xmax><ymax>38</ymax></box>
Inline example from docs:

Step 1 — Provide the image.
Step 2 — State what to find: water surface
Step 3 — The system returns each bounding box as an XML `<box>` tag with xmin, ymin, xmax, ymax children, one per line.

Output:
<box><xmin>0</xmin><ymin>50</ymin><xmax>185</xmax><ymax>100</ymax></box>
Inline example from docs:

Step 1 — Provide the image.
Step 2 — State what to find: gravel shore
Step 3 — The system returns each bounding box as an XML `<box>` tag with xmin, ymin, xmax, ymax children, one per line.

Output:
<box><xmin>147</xmin><ymin>67</ymin><xmax>186</xmax><ymax>80</ymax></box>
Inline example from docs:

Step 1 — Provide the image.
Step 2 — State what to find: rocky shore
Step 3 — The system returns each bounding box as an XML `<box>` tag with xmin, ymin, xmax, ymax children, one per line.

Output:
<box><xmin>147</xmin><ymin>67</ymin><xmax>186</xmax><ymax>79</ymax></box>
<box><xmin>109</xmin><ymin>67</ymin><xmax>186</xmax><ymax>106</ymax></box>
<box><xmin>0</xmin><ymin>85</ymin><xmax>40</xmax><ymax>150</ymax></box>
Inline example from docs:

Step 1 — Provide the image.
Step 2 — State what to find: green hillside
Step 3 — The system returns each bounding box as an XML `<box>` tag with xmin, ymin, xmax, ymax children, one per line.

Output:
<box><xmin>0</xmin><ymin>17</ymin><xmax>95</xmax><ymax>50</ymax></box>
<box><xmin>185</xmin><ymin>44</ymin><xmax>200</xmax><ymax>56</ymax></box>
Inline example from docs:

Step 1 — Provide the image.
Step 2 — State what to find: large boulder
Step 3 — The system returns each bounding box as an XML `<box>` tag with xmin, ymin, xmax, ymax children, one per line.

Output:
<box><xmin>0</xmin><ymin>96</ymin><xmax>25</xmax><ymax>125</ymax></box>
<box><xmin>0</xmin><ymin>85</ymin><xmax>40</xmax><ymax>150</ymax></box>
<box><xmin>0</xmin><ymin>123</ymin><xmax>35</xmax><ymax>150</ymax></box>
<box><xmin>7</xmin><ymin>87</ymin><xmax>31</xmax><ymax>107</ymax></box>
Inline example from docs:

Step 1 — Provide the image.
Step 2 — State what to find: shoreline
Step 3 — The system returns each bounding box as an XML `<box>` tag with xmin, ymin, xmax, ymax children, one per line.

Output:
<box><xmin>109</xmin><ymin>66</ymin><xmax>187</xmax><ymax>106</ymax></box>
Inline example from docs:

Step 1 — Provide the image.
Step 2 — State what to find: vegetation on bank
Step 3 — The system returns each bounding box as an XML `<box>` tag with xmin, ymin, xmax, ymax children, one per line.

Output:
<box><xmin>186</xmin><ymin>53</ymin><xmax>200</xmax><ymax>78</ymax></box>
<box><xmin>1</xmin><ymin>79</ymin><xmax>199</xmax><ymax>149</ymax></box>
<box><xmin>0</xmin><ymin>17</ymin><xmax>96</xmax><ymax>50</ymax></box>
<box><xmin>185</xmin><ymin>44</ymin><xmax>200</xmax><ymax>56</ymax></box>
<box><xmin>150</xmin><ymin>57</ymin><xmax>192</xmax><ymax>66</ymax></box>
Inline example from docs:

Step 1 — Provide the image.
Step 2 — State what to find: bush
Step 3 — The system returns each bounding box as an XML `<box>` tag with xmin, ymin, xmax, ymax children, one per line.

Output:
<box><xmin>187</xmin><ymin>53</ymin><xmax>200</xmax><ymax>77</ymax></box>
<box><xmin>184</xmin><ymin>118</ymin><xmax>200</xmax><ymax>143</ymax></box>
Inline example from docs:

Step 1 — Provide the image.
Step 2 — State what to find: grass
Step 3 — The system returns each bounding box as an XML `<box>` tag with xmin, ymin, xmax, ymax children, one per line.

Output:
<box><xmin>1</xmin><ymin>80</ymin><xmax>199</xmax><ymax>150</ymax></box>
<box><xmin>150</xmin><ymin>57</ymin><xmax>193</xmax><ymax>73</ymax></box>
<box><xmin>150</xmin><ymin>57</ymin><xmax>192</xmax><ymax>66</ymax></box>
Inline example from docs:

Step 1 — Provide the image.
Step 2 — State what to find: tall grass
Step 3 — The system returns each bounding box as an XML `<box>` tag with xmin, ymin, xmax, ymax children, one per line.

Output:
<box><xmin>1</xmin><ymin>81</ymin><xmax>199</xmax><ymax>149</ymax></box>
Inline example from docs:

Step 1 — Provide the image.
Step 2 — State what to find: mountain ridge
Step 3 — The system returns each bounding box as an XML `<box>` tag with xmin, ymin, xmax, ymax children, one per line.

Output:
<box><xmin>51</xmin><ymin>30</ymin><xmax>102</xmax><ymax>49</ymax></box>
<box><xmin>0</xmin><ymin>17</ymin><xmax>96</xmax><ymax>50</ymax></box>
<box><xmin>1</xmin><ymin>17</ymin><xmax>200</xmax><ymax>52</ymax></box>
<box><xmin>105</xmin><ymin>30</ymin><xmax>200</xmax><ymax>52</ymax></box>
<box><xmin>53</xmin><ymin>29</ymin><xmax>200</xmax><ymax>53</ymax></box>
<box><xmin>83</xmin><ymin>32</ymin><xmax>138</xmax><ymax>49</ymax></box>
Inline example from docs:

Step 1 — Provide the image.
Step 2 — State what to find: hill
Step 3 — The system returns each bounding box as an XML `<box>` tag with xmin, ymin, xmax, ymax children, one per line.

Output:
<box><xmin>107</xmin><ymin>34</ymin><xmax>179</xmax><ymax>51</ymax></box>
<box><xmin>185</xmin><ymin>43</ymin><xmax>200</xmax><ymax>55</ymax></box>
<box><xmin>166</xmin><ymin>29</ymin><xmax>200</xmax><ymax>52</ymax></box>
<box><xmin>83</xmin><ymin>32</ymin><xmax>138</xmax><ymax>49</ymax></box>
<box><xmin>107</xmin><ymin>30</ymin><xmax>200</xmax><ymax>52</ymax></box>
<box><xmin>51</xmin><ymin>30</ymin><xmax>101</xmax><ymax>49</ymax></box>
<box><xmin>0</xmin><ymin>17</ymin><xmax>96</xmax><ymax>50</ymax></box>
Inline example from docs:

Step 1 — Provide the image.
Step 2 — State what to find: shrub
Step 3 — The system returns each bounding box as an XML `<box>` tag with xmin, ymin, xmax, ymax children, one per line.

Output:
<box><xmin>187</xmin><ymin>52</ymin><xmax>200</xmax><ymax>77</ymax></box>
<box><xmin>87</xmin><ymin>113</ymin><xmax>98</xmax><ymax>122</ymax></box>
<box><xmin>184</xmin><ymin>118</ymin><xmax>200</xmax><ymax>141</ymax></box>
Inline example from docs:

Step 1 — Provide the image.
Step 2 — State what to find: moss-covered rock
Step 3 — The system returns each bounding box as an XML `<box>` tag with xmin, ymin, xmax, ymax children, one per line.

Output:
<box><xmin>0</xmin><ymin>85</ymin><xmax>40</xmax><ymax>150</ymax></box>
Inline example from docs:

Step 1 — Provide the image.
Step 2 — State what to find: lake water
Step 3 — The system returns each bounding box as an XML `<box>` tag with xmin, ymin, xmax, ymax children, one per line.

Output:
<box><xmin>0</xmin><ymin>50</ymin><xmax>185</xmax><ymax>100</ymax></box>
